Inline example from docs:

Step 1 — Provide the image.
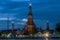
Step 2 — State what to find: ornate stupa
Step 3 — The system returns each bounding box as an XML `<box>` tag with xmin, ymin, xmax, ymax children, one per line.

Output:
<box><xmin>22</xmin><ymin>3</ymin><xmax>37</xmax><ymax>35</ymax></box>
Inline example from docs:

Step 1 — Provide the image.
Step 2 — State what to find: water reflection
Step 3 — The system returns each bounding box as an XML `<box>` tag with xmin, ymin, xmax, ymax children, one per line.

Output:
<box><xmin>0</xmin><ymin>38</ymin><xmax>60</xmax><ymax>40</ymax></box>
<box><xmin>46</xmin><ymin>38</ymin><xmax>48</xmax><ymax>40</ymax></box>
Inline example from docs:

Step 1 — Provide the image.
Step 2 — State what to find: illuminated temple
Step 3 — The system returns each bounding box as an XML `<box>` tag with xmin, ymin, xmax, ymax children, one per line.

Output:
<box><xmin>0</xmin><ymin>3</ymin><xmax>52</xmax><ymax>38</ymax></box>
<box><xmin>22</xmin><ymin>3</ymin><xmax>38</xmax><ymax>35</ymax></box>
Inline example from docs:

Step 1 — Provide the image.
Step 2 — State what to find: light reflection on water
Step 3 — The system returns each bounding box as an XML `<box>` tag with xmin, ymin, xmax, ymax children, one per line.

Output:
<box><xmin>0</xmin><ymin>38</ymin><xmax>60</xmax><ymax>40</ymax></box>
<box><xmin>46</xmin><ymin>38</ymin><xmax>48</xmax><ymax>40</ymax></box>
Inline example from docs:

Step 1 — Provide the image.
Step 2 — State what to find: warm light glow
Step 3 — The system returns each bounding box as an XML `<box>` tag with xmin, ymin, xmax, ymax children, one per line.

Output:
<box><xmin>46</xmin><ymin>38</ymin><xmax>48</xmax><ymax>40</ymax></box>
<box><xmin>43</xmin><ymin>32</ymin><xmax>49</xmax><ymax>38</ymax></box>
<box><xmin>45</xmin><ymin>33</ymin><xmax>49</xmax><ymax>37</ymax></box>
<box><xmin>30</xmin><ymin>34</ymin><xmax>33</xmax><ymax>36</ymax></box>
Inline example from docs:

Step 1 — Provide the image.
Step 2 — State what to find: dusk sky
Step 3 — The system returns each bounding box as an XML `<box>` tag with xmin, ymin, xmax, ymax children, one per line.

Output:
<box><xmin>0</xmin><ymin>0</ymin><xmax>60</xmax><ymax>30</ymax></box>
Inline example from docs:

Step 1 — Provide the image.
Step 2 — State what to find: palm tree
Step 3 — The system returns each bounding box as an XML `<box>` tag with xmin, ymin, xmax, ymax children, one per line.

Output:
<box><xmin>55</xmin><ymin>23</ymin><xmax>60</xmax><ymax>34</ymax></box>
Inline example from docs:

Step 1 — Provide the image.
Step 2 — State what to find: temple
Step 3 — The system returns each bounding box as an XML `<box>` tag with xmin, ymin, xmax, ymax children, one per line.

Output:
<box><xmin>22</xmin><ymin>3</ymin><xmax>37</xmax><ymax>35</ymax></box>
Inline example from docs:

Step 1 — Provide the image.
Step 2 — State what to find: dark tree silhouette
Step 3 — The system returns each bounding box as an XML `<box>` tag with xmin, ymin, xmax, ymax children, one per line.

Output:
<box><xmin>55</xmin><ymin>23</ymin><xmax>60</xmax><ymax>34</ymax></box>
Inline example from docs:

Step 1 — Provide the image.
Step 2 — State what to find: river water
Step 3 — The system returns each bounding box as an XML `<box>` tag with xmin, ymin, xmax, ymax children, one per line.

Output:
<box><xmin>0</xmin><ymin>38</ymin><xmax>60</xmax><ymax>40</ymax></box>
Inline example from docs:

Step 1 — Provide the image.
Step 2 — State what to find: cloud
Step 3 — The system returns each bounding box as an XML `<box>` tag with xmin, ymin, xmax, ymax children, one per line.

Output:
<box><xmin>11</xmin><ymin>0</ymin><xmax>30</xmax><ymax>2</ymax></box>
<box><xmin>0</xmin><ymin>13</ymin><xmax>17</xmax><ymax>18</ymax></box>
<box><xmin>17</xmin><ymin>18</ymin><xmax>27</xmax><ymax>22</ymax></box>
<box><xmin>17</xmin><ymin>22</ymin><xmax>25</xmax><ymax>25</ymax></box>
<box><xmin>16</xmin><ymin>18</ymin><xmax>27</xmax><ymax>25</ymax></box>
<box><xmin>22</xmin><ymin>18</ymin><xmax>27</xmax><ymax>22</ymax></box>
<box><xmin>0</xmin><ymin>17</ymin><xmax>14</xmax><ymax>20</ymax></box>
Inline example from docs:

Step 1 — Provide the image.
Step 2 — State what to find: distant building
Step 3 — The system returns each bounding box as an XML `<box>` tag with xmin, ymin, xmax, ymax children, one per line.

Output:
<box><xmin>46</xmin><ymin>21</ymin><xmax>50</xmax><ymax>31</ymax></box>
<box><xmin>16</xmin><ymin>28</ymin><xmax>22</xmax><ymax>37</ymax></box>
<box><xmin>7</xmin><ymin>33</ymin><xmax>15</xmax><ymax>38</ymax></box>
<box><xmin>38</xmin><ymin>26</ymin><xmax>42</xmax><ymax>33</ymax></box>
<box><xmin>12</xmin><ymin>21</ymin><xmax>14</xmax><ymax>33</ymax></box>
<box><xmin>34</xmin><ymin>32</ymin><xmax>42</xmax><ymax>37</ymax></box>
<box><xmin>16</xmin><ymin>28</ymin><xmax>21</xmax><ymax>35</ymax></box>
<box><xmin>9</xmin><ymin>21</ymin><xmax>16</xmax><ymax>38</ymax></box>
<box><xmin>22</xmin><ymin>3</ymin><xmax>38</xmax><ymax>35</ymax></box>
<box><xmin>43</xmin><ymin>21</ymin><xmax>51</xmax><ymax>37</ymax></box>
<box><xmin>7</xmin><ymin>21</ymin><xmax>16</xmax><ymax>38</ymax></box>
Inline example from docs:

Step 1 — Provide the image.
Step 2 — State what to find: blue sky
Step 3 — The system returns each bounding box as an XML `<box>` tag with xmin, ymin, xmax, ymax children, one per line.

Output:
<box><xmin>0</xmin><ymin>0</ymin><xmax>60</xmax><ymax>30</ymax></box>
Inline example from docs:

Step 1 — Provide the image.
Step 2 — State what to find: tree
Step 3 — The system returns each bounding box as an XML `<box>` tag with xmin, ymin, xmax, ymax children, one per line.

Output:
<box><xmin>55</xmin><ymin>23</ymin><xmax>60</xmax><ymax>34</ymax></box>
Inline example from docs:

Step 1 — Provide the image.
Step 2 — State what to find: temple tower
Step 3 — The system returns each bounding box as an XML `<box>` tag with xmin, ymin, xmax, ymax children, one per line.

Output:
<box><xmin>46</xmin><ymin>21</ymin><xmax>50</xmax><ymax>31</ymax></box>
<box><xmin>12</xmin><ymin>21</ymin><xmax>14</xmax><ymax>32</ymax></box>
<box><xmin>23</xmin><ymin>3</ymin><xmax>37</xmax><ymax>35</ymax></box>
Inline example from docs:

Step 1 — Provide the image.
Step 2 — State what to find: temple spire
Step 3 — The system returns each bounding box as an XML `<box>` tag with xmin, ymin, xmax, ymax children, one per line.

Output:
<box><xmin>28</xmin><ymin>3</ymin><xmax>33</xmax><ymax>22</ymax></box>
<box><xmin>46</xmin><ymin>21</ymin><xmax>50</xmax><ymax>30</ymax></box>
<box><xmin>12</xmin><ymin>21</ymin><xmax>14</xmax><ymax>32</ymax></box>
<box><xmin>28</xmin><ymin>3</ymin><xmax>32</xmax><ymax>16</ymax></box>
<box><xmin>22</xmin><ymin>3</ymin><xmax>37</xmax><ymax>34</ymax></box>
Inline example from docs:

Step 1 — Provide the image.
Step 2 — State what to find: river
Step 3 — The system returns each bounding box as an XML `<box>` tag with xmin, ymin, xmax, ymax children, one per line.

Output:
<box><xmin>0</xmin><ymin>38</ymin><xmax>60</xmax><ymax>40</ymax></box>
